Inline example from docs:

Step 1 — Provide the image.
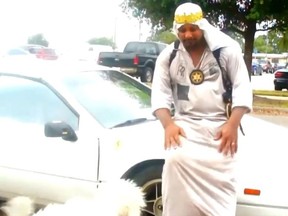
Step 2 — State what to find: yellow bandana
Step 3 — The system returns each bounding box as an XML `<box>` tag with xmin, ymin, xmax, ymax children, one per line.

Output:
<box><xmin>174</xmin><ymin>11</ymin><xmax>203</xmax><ymax>24</ymax></box>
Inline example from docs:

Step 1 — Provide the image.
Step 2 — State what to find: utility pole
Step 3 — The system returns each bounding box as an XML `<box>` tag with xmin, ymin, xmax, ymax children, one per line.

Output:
<box><xmin>138</xmin><ymin>19</ymin><xmax>142</xmax><ymax>41</ymax></box>
<box><xmin>113</xmin><ymin>16</ymin><xmax>117</xmax><ymax>50</ymax></box>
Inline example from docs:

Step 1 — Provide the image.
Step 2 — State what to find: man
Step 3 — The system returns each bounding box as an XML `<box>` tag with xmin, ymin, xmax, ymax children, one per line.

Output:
<box><xmin>151</xmin><ymin>2</ymin><xmax>252</xmax><ymax>216</ymax></box>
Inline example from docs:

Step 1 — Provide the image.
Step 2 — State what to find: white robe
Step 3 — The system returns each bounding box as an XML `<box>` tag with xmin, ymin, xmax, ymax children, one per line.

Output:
<box><xmin>151</xmin><ymin>22</ymin><xmax>252</xmax><ymax>216</ymax></box>
<box><xmin>162</xmin><ymin>119</ymin><xmax>238</xmax><ymax>216</ymax></box>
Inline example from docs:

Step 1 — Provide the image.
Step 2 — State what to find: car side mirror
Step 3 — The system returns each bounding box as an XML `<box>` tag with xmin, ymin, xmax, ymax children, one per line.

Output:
<box><xmin>44</xmin><ymin>121</ymin><xmax>78</xmax><ymax>142</ymax></box>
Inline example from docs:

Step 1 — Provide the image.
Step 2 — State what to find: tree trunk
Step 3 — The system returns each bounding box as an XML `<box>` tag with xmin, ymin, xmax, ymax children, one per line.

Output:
<box><xmin>243</xmin><ymin>20</ymin><xmax>257</xmax><ymax>80</ymax></box>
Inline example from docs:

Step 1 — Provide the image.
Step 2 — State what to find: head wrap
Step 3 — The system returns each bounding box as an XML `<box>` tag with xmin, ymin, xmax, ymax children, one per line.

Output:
<box><xmin>172</xmin><ymin>2</ymin><xmax>240</xmax><ymax>51</ymax></box>
<box><xmin>173</xmin><ymin>2</ymin><xmax>204</xmax><ymax>30</ymax></box>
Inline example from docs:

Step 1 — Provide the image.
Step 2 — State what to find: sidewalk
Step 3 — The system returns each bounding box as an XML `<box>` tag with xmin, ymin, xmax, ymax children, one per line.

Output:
<box><xmin>250</xmin><ymin>113</ymin><xmax>288</xmax><ymax>128</ymax></box>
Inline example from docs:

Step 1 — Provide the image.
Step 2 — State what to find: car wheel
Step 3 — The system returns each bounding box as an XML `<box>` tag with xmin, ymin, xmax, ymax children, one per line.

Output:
<box><xmin>130</xmin><ymin>163</ymin><xmax>163</xmax><ymax>216</ymax></box>
<box><xmin>275</xmin><ymin>85</ymin><xmax>282</xmax><ymax>91</ymax></box>
<box><xmin>252</xmin><ymin>68</ymin><xmax>256</xmax><ymax>76</ymax></box>
<box><xmin>141</xmin><ymin>67</ymin><xmax>153</xmax><ymax>83</ymax></box>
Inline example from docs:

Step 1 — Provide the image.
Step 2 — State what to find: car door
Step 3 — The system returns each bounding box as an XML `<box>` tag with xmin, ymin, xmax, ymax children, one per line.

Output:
<box><xmin>0</xmin><ymin>75</ymin><xmax>100</xmax><ymax>204</ymax></box>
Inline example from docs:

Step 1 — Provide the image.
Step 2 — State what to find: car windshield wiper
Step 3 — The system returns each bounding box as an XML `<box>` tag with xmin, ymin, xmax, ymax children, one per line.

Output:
<box><xmin>112</xmin><ymin>118</ymin><xmax>148</xmax><ymax>128</ymax></box>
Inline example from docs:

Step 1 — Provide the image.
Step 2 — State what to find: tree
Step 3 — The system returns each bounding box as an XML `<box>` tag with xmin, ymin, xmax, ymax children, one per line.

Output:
<box><xmin>87</xmin><ymin>37</ymin><xmax>116</xmax><ymax>49</ymax></box>
<box><xmin>254</xmin><ymin>31</ymin><xmax>282</xmax><ymax>54</ymax></box>
<box><xmin>122</xmin><ymin>0</ymin><xmax>288</xmax><ymax>75</ymax></box>
<box><xmin>148</xmin><ymin>30</ymin><xmax>177</xmax><ymax>44</ymax></box>
<box><xmin>278</xmin><ymin>31</ymin><xmax>288</xmax><ymax>52</ymax></box>
<box><xmin>254</xmin><ymin>35</ymin><xmax>272</xmax><ymax>53</ymax></box>
<box><xmin>27</xmin><ymin>33</ymin><xmax>49</xmax><ymax>47</ymax></box>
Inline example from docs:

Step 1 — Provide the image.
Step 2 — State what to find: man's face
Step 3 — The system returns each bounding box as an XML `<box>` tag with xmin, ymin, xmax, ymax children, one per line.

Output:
<box><xmin>177</xmin><ymin>23</ymin><xmax>204</xmax><ymax>52</ymax></box>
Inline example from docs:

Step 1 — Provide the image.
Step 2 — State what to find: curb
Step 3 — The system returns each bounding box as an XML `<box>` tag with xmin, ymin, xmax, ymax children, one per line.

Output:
<box><xmin>253</xmin><ymin>106</ymin><xmax>288</xmax><ymax>115</ymax></box>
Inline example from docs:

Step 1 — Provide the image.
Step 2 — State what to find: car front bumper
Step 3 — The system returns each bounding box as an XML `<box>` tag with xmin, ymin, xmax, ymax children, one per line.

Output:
<box><xmin>237</xmin><ymin>203</ymin><xmax>288</xmax><ymax>216</ymax></box>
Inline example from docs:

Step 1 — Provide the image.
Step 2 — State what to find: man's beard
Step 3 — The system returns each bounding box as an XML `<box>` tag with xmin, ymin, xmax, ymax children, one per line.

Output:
<box><xmin>182</xmin><ymin>37</ymin><xmax>205</xmax><ymax>52</ymax></box>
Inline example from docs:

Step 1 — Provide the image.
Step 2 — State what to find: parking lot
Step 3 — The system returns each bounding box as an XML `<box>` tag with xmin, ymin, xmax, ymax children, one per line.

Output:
<box><xmin>250</xmin><ymin>72</ymin><xmax>288</xmax><ymax>127</ymax></box>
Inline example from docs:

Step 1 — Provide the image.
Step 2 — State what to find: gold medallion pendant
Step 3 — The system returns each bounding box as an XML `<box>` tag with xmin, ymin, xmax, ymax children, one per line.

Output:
<box><xmin>189</xmin><ymin>69</ymin><xmax>204</xmax><ymax>85</ymax></box>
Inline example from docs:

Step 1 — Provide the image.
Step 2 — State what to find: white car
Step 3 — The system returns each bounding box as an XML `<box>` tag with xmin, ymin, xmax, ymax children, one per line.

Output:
<box><xmin>0</xmin><ymin>63</ymin><xmax>287</xmax><ymax>216</ymax></box>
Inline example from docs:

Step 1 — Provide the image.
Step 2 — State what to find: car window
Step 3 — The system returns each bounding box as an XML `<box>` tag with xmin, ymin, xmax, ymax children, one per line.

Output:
<box><xmin>7</xmin><ymin>48</ymin><xmax>28</xmax><ymax>55</ymax></box>
<box><xmin>123</xmin><ymin>42</ymin><xmax>138</xmax><ymax>53</ymax></box>
<box><xmin>145</xmin><ymin>44</ymin><xmax>157</xmax><ymax>55</ymax></box>
<box><xmin>0</xmin><ymin>76</ymin><xmax>79</xmax><ymax>130</ymax></box>
<box><xmin>61</xmin><ymin>70</ymin><xmax>151</xmax><ymax>128</ymax></box>
<box><xmin>158</xmin><ymin>43</ymin><xmax>167</xmax><ymax>53</ymax></box>
<box><xmin>44</xmin><ymin>49</ymin><xmax>56</xmax><ymax>55</ymax></box>
<box><xmin>252</xmin><ymin>59</ymin><xmax>259</xmax><ymax>64</ymax></box>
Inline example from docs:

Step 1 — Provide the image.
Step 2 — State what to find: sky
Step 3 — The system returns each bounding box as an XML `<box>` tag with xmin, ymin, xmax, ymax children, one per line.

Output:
<box><xmin>0</xmin><ymin>0</ymin><xmax>151</xmax><ymax>52</ymax></box>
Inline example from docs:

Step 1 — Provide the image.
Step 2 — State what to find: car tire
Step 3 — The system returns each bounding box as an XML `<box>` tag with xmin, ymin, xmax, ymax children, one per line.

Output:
<box><xmin>130</xmin><ymin>163</ymin><xmax>163</xmax><ymax>216</ymax></box>
<box><xmin>141</xmin><ymin>67</ymin><xmax>154</xmax><ymax>83</ymax></box>
<box><xmin>275</xmin><ymin>85</ymin><xmax>282</xmax><ymax>91</ymax></box>
<box><xmin>252</xmin><ymin>68</ymin><xmax>256</xmax><ymax>76</ymax></box>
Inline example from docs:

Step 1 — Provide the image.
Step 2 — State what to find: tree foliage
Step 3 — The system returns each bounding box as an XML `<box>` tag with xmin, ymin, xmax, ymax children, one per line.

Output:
<box><xmin>122</xmin><ymin>0</ymin><xmax>288</xmax><ymax>74</ymax></box>
<box><xmin>278</xmin><ymin>31</ymin><xmax>288</xmax><ymax>52</ymax></box>
<box><xmin>253</xmin><ymin>30</ymin><xmax>287</xmax><ymax>53</ymax></box>
<box><xmin>148</xmin><ymin>30</ymin><xmax>177</xmax><ymax>44</ymax></box>
<box><xmin>27</xmin><ymin>33</ymin><xmax>49</xmax><ymax>47</ymax></box>
<box><xmin>87</xmin><ymin>37</ymin><xmax>116</xmax><ymax>49</ymax></box>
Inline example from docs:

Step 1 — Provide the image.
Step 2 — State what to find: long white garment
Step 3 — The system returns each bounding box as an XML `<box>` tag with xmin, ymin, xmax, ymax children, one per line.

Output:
<box><xmin>151</xmin><ymin>23</ymin><xmax>252</xmax><ymax>215</ymax></box>
<box><xmin>162</xmin><ymin>119</ymin><xmax>238</xmax><ymax>216</ymax></box>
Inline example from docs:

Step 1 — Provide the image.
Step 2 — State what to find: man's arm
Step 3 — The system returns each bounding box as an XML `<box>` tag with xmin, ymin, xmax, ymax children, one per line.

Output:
<box><xmin>154</xmin><ymin>108</ymin><xmax>173</xmax><ymax>129</ymax></box>
<box><xmin>228</xmin><ymin>106</ymin><xmax>249</xmax><ymax>128</ymax></box>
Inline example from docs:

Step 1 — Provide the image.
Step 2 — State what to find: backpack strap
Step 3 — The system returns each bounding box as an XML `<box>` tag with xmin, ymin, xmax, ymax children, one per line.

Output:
<box><xmin>212</xmin><ymin>48</ymin><xmax>232</xmax><ymax>104</ymax></box>
<box><xmin>169</xmin><ymin>40</ymin><xmax>180</xmax><ymax>67</ymax></box>
<box><xmin>213</xmin><ymin>48</ymin><xmax>245</xmax><ymax>135</ymax></box>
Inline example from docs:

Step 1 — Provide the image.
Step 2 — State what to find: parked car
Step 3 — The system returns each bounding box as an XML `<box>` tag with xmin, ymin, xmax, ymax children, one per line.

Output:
<box><xmin>251</xmin><ymin>59</ymin><xmax>263</xmax><ymax>76</ymax></box>
<box><xmin>273</xmin><ymin>62</ymin><xmax>287</xmax><ymax>71</ymax></box>
<box><xmin>274</xmin><ymin>68</ymin><xmax>288</xmax><ymax>90</ymax></box>
<box><xmin>0</xmin><ymin>64</ymin><xmax>164</xmax><ymax>215</ymax></box>
<box><xmin>0</xmin><ymin>63</ymin><xmax>288</xmax><ymax>216</ymax></box>
<box><xmin>98</xmin><ymin>41</ymin><xmax>167</xmax><ymax>83</ymax></box>
<box><xmin>258</xmin><ymin>59</ymin><xmax>273</xmax><ymax>73</ymax></box>
<box><xmin>21</xmin><ymin>44</ymin><xmax>58</xmax><ymax>60</ymax></box>
<box><xmin>0</xmin><ymin>48</ymin><xmax>41</xmax><ymax>65</ymax></box>
<box><xmin>1</xmin><ymin>47</ymin><xmax>37</xmax><ymax>60</ymax></box>
<box><xmin>83</xmin><ymin>44</ymin><xmax>113</xmax><ymax>62</ymax></box>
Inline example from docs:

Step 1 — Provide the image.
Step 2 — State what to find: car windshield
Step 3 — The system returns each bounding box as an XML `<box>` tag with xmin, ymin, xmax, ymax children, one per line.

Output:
<box><xmin>60</xmin><ymin>69</ymin><xmax>152</xmax><ymax>128</ymax></box>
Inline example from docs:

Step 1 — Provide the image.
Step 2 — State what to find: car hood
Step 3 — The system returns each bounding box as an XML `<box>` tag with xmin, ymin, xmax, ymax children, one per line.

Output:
<box><xmin>104</xmin><ymin>114</ymin><xmax>288</xmax><ymax>208</ymax></box>
<box><xmin>110</xmin><ymin>118</ymin><xmax>165</xmax><ymax>158</ymax></box>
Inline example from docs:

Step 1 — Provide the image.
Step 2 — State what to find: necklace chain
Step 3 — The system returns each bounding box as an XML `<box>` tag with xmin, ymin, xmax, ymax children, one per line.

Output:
<box><xmin>194</xmin><ymin>48</ymin><xmax>207</xmax><ymax>69</ymax></box>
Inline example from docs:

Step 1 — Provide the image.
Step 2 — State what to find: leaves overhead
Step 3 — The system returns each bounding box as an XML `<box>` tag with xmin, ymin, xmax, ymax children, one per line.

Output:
<box><xmin>122</xmin><ymin>0</ymin><xmax>288</xmax><ymax>77</ymax></box>
<box><xmin>122</xmin><ymin>0</ymin><xmax>288</xmax><ymax>34</ymax></box>
<box><xmin>27</xmin><ymin>33</ymin><xmax>49</xmax><ymax>47</ymax></box>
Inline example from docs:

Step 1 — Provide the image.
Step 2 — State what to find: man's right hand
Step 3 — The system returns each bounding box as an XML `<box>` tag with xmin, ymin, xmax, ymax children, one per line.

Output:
<box><xmin>164</xmin><ymin>122</ymin><xmax>186</xmax><ymax>150</ymax></box>
<box><xmin>154</xmin><ymin>108</ymin><xmax>186</xmax><ymax>150</ymax></box>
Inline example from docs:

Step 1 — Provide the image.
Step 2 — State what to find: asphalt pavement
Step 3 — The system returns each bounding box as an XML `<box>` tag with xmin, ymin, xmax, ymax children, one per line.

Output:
<box><xmin>252</xmin><ymin>95</ymin><xmax>288</xmax><ymax>128</ymax></box>
<box><xmin>250</xmin><ymin>73</ymin><xmax>288</xmax><ymax>127</ymax></box>
<box><xmin>250</xmin><ymin>114</ymin><xmax>288</xmax><ymax>128</ymax></box>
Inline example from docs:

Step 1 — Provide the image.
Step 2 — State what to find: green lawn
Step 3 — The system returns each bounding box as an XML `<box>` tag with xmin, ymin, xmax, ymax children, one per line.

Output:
<box><xmin>253</xmin><ymin>90</ymin><xmax>288</xmax><ymax>108</ymax></box>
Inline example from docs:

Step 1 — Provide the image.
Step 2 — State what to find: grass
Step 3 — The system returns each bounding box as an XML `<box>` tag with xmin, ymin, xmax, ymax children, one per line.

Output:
<box><xmin>253</xmin><ymin>95</ymin><xmax>288</xmax><ymax>108</ymax></box>
<box><xmin>253</xmin><ymin>91</ymin><xmax>288</xmax><ymax>115</ymax></box>
<box><xmin>253</xmin><ymin>90</ymin><xmax>288</xmax><ymax>97</ymax></box>
<box><xmin>253</xmin><ymin>90</ymin><xmax>288</xmax><ymax>109</ymax></box>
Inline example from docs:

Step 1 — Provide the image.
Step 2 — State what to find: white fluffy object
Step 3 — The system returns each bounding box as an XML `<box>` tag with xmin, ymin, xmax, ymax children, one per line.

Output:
<box><xmin>1</xmin><ymin>179</ymin><xmax>146</xmax><ymax>216</ymax></box>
